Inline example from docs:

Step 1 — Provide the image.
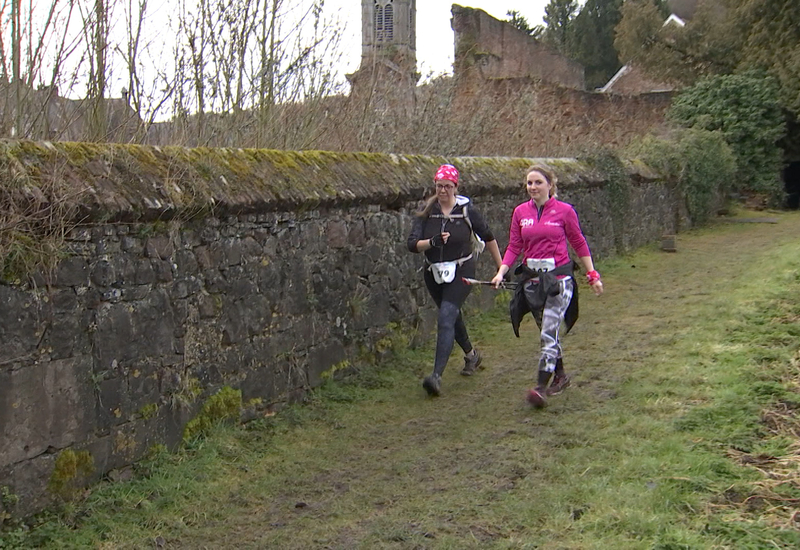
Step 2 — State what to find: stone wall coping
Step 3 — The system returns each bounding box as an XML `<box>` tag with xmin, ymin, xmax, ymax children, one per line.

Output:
<box><xmin>0</xmin><ymin>140</ymin><xmax>659</xmax><ymax>222</ymax></box>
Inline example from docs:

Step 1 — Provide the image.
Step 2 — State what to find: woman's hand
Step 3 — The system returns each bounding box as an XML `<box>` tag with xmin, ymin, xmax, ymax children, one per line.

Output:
<box><xmin>491</xmin><ymin>266</ymin><xmax>509</xmax><ymax>288</ymax></box>
<box><xmin>586</xmin><ymin>269</ymin><xmax>603</xmax><ymax>296</ymax></box>
<box><xmin>429</xmin><ymin>232</ymin><xmax>450</xmax><ymax>248</ymax></box>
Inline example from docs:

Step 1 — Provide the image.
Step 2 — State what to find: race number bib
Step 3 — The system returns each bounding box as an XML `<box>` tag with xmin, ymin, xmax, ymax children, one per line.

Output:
<box><xmin>526</xmin><ymin>258</ymin><xmax>556</xmax><ymax>272</ymax></box>
<box><xmin>430</xmin><ymin>261</ymin><xmax>457</xmax><ymax>284</ymax></box>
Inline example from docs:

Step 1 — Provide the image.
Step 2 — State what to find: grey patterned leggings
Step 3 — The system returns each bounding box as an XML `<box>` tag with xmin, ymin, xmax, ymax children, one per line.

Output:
<box><xmin>527</xmin><ymin>277</ymin><xmax>574</xmax><ymax>373</ymax></box>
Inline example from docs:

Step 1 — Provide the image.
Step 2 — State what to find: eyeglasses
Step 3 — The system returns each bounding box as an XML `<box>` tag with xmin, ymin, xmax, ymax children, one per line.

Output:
<box><xmin>435</xmin><ymin>184</ymin><xmax>455</xmax><ymax>191</ymax></box>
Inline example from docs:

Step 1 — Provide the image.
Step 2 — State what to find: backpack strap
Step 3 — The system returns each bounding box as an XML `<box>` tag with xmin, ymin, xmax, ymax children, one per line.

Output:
<box><xmin>463</xmin><ymin>203</ymin><xmax>473</xmax><ymax>232</ymax></box>
<box><xmin>462</xmin><ymin>201</ymin><xmax>485</xmax><ymax>256</ymax></box>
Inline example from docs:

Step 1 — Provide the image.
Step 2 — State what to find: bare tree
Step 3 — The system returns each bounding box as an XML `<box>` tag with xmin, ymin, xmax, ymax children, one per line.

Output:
<box><xmin>87</xmin><ymin>0</ymin><xmax>108</xmax><ymax>140</ymax></box>
<box><xmin>0</xmin><ymin>0</ymin><xmax>346</xmax><ymax>146</ymax></box>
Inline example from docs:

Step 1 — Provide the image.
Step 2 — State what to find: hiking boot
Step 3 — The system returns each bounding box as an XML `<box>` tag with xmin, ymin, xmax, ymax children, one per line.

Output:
<box><xmin>546</xmin><ymin>372</ymin><xmax>571</xmax><ymax>396</ymax></box>
<box><xmin>422</xmin><ymin>374</ymin><xmax>442</xmax><ymax>397</ymax></box>
<box><xmin>526</xmin><ymin>387</ymin><xmax>547</xmax><ymax>409</ymax></box>
<box><xmin>460</xmin><ymin>348</ymin><xmax>483</xmax><ymax>376</ymax></box>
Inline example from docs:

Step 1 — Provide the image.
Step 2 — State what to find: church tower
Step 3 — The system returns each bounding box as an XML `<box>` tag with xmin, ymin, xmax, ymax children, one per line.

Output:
<box><xmin>360</xmin><ymin>0</ymin><xmax>416</xmax><ymax>67</ymax></box>
<box><xmin>347</xmin><ymin>1</ymin><xmax>418</xmax><ymax>106</ymax></box>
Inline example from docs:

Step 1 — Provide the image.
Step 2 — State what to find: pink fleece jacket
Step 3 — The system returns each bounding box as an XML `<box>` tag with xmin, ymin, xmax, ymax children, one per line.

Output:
<box><xmin>501</xmin><ymin>197</ymin><xmax>591</xmax><ymax>268</ymax></box>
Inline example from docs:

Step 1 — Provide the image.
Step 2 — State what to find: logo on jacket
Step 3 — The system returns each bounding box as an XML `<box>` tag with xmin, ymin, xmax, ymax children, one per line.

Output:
<box><xmin>520</xmin><ymin>218</ymin><xmax>536</xmax><ymax>228</ymax></box>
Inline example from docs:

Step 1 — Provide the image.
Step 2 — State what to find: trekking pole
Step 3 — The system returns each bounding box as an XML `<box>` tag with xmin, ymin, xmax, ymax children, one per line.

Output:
<box><xmin>461</xmin><ymin>277</ymin><xmax>518</xmax><ymax>289</ymax></box>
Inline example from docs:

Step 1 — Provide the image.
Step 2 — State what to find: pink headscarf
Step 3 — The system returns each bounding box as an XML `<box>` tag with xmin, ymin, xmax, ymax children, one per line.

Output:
<box><xmin>434</xmin><ymin>164</ymin><xmax>459</xmax><ymax>186</ymax></box>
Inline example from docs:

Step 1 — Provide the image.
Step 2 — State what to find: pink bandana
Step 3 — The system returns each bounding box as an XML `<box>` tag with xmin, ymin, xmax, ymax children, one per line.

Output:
<box><xmin>434</xmin><ymin>164</ymin><xmax>459</xmax><ymax>186</ymax></box>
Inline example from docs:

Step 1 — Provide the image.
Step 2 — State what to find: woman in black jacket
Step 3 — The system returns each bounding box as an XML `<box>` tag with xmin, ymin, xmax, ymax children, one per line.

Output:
<box><xmin>407</xmin><ymin>164</ymin><xmax>503</xmax><ymax>396</ymax></box>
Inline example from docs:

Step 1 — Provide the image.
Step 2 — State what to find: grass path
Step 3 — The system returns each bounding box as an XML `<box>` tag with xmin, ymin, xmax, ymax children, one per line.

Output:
<box><xmin>11</xmin><ymin>211</ymin><xmax>800</xmax><ymax>549</ymax></box>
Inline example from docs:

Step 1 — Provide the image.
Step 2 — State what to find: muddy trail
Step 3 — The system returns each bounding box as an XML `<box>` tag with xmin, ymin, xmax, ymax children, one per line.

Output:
<box><xmin>25</xmin><ymin>211</ymin><xmax>800</xmax><ymax>549</ymax></box>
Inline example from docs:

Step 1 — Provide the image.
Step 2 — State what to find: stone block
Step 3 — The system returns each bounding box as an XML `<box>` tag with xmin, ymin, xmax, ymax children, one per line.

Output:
<box><xmin>121</xmin><ymin>285</ymin><xmax>150</xmax><ymax>302</ymax></box>
<box><xmin>169</xmin><ymin>276</ymin><xmax>202</xmax><ymax>300</ymax></box>
<box><xmin>120</xmin><ymin>236</ymin><xmax>143</xmax><ymax>253</ymax></box>
<box><xmin>0</xmin><ymin>452</ymin><xmax>57</xmax><ymax>517</ymax></box>
<box><xmin>194</xmin><ymin>246</ymin><xmax>213</xmax><ymax>270</ymax></box>
<box><xmin>56</xmin><ymin>257</ymin><xmax>89</xmax><ymax>287</ymax></box>
<box><xmin>347</xmin><ymin>219</ymin><xmax>366</xmax><ymax>247</ymax></box>
<box><xmin>95</xmin><ymin>376</ymin><xmax>128</xmax><ymax>429</ymax></box>
<box><xmin>50</xmin><ymin>289</ymin><xmax>78</xmax><ymax>312</ymax></box>
<box><xmin>306</xmin><ymin>338</ymin><xmax>346</xmax><ymax>387</ymax></box>
<box><xmin>200</xmin><ymin>227</ymin><xmax>220</xmax><ymax>244</ymax></box>
<box><xmin>175</xmin><ymin>249</ymin><xmax>199</xmax><ymax>274</ymax></box>
<box><xmin>326</xmin><ymin>220</ymin><xmax>347</xmax><ymax>248</ymax></box>
<box><xmin>47</xmin><ymin>313</ymin><xmax>85</xmax><ymax>359</ymax></box>
<box><xmin>154</xmin><ymin>260</ymin><xmax>173</xmax><ymax>283</ymax></box>
<box><xmin>221</xmin><ymin>302</ymin><xmax>248</xmax><ymax>346</ymax></box>
<box><xmin>134</xmin><ymin>259</ymin><xmax>156</xmax><ymax>285</ymax></box>
<box><xmin>197</xmin><ymin>293</ymin><xmax>218</xmax><ymax>319</ymax></box>
<box><xmin>240</xmin><ymin>236</ymin><xmax>263</xmax><ymax>261</ymax></box>
<box><xmin>0</xmin><ymin>355</ymin><xmax>95</xmax><ymax>467</ymax></box>
<box><xmin>93</xmin><ymin>289</ymin><xmax>175</xmax><ymax>369</ymax></box>
<box><xmin>145</xmin><ymin>236</ymin><xmax>174</xmax><ymax>260</ymax></box>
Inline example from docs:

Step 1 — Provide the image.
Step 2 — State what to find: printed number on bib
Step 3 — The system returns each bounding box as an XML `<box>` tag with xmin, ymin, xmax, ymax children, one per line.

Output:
<box><xmin>526</xmin><ymin>258</ymin><xmax>556</xmax><ymax>272</ymax></box>
<box><xmin>430</xmin><ymin>261</ymin><xmax>457</xmax><ymax>284</ymax></box>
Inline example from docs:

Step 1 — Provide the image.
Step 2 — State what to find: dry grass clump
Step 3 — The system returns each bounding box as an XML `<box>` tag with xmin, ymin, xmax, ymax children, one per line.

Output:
<box><xmin>720</xmin><ymin>396</ymin><xmax>800</xmax><ymax>529</ymax></box>
<box><xmin>0</xmin><ymin>149</ymin><xmax>83</xmax><ymax>283</ymax></box>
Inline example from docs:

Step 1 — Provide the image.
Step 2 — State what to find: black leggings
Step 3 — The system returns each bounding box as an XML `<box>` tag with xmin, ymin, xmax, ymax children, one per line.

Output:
<box><xmin>423</xmin><ymin>259</ymin><xmax>475</xmax><ymax>376</ymax></box>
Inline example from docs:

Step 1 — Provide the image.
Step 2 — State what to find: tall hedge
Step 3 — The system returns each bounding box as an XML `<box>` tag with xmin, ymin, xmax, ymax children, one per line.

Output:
<box><xmin>667</xmin><ymin>71</ymin><xmax>785</xmax><ymax>199</ymax></box>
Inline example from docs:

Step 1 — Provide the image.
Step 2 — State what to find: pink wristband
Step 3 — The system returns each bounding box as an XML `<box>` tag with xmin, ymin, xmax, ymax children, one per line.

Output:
<box><xmin>586</xmin><ymin>270</ymin><xmax>601</xmax><ymax>284</ymax></box>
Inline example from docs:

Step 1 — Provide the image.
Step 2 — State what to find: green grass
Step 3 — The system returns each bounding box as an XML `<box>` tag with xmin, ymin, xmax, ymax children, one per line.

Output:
<box><xmin>4</xmin><ymin>211</ymin><xmax>800</xmax><ymax>549</ymax></box>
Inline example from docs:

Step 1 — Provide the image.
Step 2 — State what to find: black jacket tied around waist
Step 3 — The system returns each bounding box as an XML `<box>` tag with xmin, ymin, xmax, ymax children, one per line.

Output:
<box><xmin>509</xmin><ymin>262</ymin><xmax>579</xmax><ymax>337</ymax></box>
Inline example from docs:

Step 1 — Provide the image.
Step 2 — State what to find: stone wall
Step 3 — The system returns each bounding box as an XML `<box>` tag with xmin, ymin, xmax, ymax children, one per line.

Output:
<box><xmin>0</xmin><ymin>142</ymin><xmax>682</xmax><ymax>516</ymax></box>
<box><xmin>449</xmin><ymin>77</ymin><xmax>674</xmax><ymax>157</ymax></box>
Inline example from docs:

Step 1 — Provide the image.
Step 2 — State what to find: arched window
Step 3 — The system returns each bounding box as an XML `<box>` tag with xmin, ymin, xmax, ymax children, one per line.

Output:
<box><xmin>384</xmin><ymin>3</ymin><xmax>394</xmax><ymax>42</ymax></box>
<box><xmin>374</xmin><ymin>1</ymin><xmax>395</xmax><ymax>44</ymax></box>
<box><xmin>374</xmin><ymin>2</ymin><xmax>384</xmax><ymax>43</ymax></box>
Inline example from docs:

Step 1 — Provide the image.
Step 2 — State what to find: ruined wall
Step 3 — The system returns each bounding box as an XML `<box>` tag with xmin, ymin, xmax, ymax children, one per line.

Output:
<box><xmin>444</xmin><ymin>4</ymin><xmax>674</xmax><ymax>158</ymax></box>
<box><xmin>450</xmin><ymin>77</ymin><xmax>674</xmax><ymax>157</ymax></box>
<box><xmin>451</xmin><ymin>5</ymin><xmax>585</xmax><ymax>90</ymax></box>
<box><xmin>0</xmin><ymin>141</ymin><xmax>683</xmax><ymax>516</ymax></box>
<box><xmin>602</xmin><ymin>64</ymin><xmax>678</xmax><ymax>95</ymax></box>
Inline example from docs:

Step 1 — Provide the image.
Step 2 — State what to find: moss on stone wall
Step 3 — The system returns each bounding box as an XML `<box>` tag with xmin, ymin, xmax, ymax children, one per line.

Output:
<box><xmin>182</xmin><ymin>386</ymin><xmax>243</xmax><ymax>443</ymax></box>
<box><xmin>0</xmin><ymin>139</ymin><xmax>655</xmax><ymax>282</ymax></box>
<box><xmin>0</xmin><ymin>139</ymin><xmax>615</xmax><ymax>224</ymax></box>
<box><xmin>47</xmin><ymin>449</ymin><xmax>95</xmax><ymax>501</ymax></box>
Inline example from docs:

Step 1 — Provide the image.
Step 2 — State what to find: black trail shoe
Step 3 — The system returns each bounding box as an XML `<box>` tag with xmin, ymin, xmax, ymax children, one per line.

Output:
<box><xmin>461</xmin><ymin>348</ymin><xmax>483</xmax><ymax>376</ymax></box>
<box><xmin>546</xmin><ymin>372</ymin><xmax>571</xmax><ymax>396</ymax></box>
<box><xmin>422</xmin><ymin>374</ymin><xmax>442</xmax><ymax>397</ymax></box>
<box><xmin>547</xmin><ymin>358</ymin><xmax>570</xmax><ymax>396</ymax></box>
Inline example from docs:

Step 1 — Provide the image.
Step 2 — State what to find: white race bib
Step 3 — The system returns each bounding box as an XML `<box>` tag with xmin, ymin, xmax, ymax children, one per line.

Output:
<box><xmin>430</xmin><ymin>261</ymin><xmax>457</xmax><ymax>284</ymax></box>
<box><xmin>526</xmin><ymin>258</ymin><xmax>556</xmax><ymax>272</ymax></box>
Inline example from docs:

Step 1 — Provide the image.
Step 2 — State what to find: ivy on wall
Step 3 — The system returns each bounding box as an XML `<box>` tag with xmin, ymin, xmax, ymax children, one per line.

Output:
<box><xmin>626</xmin><ymin>128</ymin><xmax>736</xmax><ymax>225</ymax></box>
<box><xmin>580</xmin><ymin>149</ymin><xmax>631</xmax><ymax>254</ymax></box>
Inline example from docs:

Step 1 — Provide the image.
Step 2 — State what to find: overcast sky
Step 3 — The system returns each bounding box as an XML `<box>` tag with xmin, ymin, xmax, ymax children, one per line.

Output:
<box><xmin>322</xmin><ymin>1</ymin><xmax>554</xmax><ymax>78</ymax></box>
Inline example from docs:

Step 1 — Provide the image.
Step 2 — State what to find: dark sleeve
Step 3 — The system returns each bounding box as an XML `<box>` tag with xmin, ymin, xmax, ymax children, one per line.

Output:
<box><xmin>407</xmin><ymin>215</ymin><xmax>425</xmax><ymax>253</ymax></box>
<box><xmin>467</xmin><ymin>204</ymin><xmax>496</xmax><ymax>242</ymax></box>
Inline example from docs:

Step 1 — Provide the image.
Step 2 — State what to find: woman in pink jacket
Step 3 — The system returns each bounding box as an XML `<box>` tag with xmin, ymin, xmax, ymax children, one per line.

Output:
<box><xmin>491</xmin><ymin>164</ymin><xmax>604</xmax><ymax>408</ymax></box>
